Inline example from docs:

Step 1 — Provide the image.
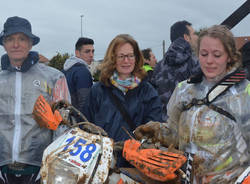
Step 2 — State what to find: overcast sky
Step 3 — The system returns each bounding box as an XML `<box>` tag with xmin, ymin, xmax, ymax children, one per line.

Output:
<box><xmin>0</xmin><ymin>0</ymin><xmax>249</xmax><ymax>61</ymax></box>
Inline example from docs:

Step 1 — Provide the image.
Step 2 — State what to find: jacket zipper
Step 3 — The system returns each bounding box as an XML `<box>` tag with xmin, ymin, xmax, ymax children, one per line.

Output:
<box><xmin>12</xmin><ymin>72</ymin><xmax>22</xmax><ymax>162</ymax></box>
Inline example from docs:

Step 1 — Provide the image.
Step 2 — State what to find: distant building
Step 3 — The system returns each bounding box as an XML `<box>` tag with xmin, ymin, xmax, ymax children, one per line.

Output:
<box><xmin>89</xmin><ymin>59</ymin><xmax>102</xmax><ymax>76</ymax></box>
<box><xmin>235</xmin><ymin>36</ymin><xmax>250</xmax><ymax>50</ymax></box>
<box><xmin>39</xmin><ymin>54</ymin><xmax>50</xmax><ymax>65</ymax></box>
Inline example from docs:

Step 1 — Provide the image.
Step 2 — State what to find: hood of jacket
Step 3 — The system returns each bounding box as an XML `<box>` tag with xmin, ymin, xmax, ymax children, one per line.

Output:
<box><xmin>1</xmin><ymin>51</ymin><xmax>39</xmax><ymax>72</ymax></box>
<box><xmin>63</xmin><ymin>56</ymin><xmax>89</xmax><ymax>71</ymax></box>
<box><xmin>163</xmin><ymin>37</ymin><xmax>193</xmax><ymax>66</ymax></box>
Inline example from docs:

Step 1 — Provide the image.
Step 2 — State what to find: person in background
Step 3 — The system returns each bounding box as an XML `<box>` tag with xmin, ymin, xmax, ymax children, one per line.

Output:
<box><xmin>152</xmin><ymin>20</ymin><xmax>201</xmax><ymax>121</ymax></box>
<box><xmin>239</xmin><ymin>41</ymin><xmax>250</xmax><ymax>80</ymax></box>
<box><xmin>83</xmin><ymin>34</ymin><xmax>162</xmax><ymax>167</ymax></box>
<box><xmin>63</xmin><ymin>37</ymin><xmax>94</xmax><ymax>112</ymax></box>
<box><xmin>141</xmin><ymin>48</ymin><xmax>157</xmax><ymax>85</ymax></box>
<box><xmin>0</xmin><ymin>16</ymin><xmax>70</xmax><ymax>184</ymax></box>
<box><xmin>135</xmin><ymin>25</ymin><xmax>250</xmax><ymax>183</ymax></box>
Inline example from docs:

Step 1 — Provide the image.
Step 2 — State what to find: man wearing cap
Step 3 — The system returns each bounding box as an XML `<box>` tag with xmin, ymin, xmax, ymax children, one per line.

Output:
<box><xmin>0</xmin><ymin>16</ymin><xmax>70</xmax><ymax>183</ymax></box>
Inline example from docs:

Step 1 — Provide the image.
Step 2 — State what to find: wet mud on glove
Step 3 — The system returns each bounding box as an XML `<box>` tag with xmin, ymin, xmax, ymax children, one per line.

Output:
<box><xmin>134</xmin><ymin>121</ymin><xmax>177</xmax><ymax>147</ymax></box>
<box><xmin>32</xmin><ymin>95</ymin><xmax>62</xmax><ymax>130</ymax></box>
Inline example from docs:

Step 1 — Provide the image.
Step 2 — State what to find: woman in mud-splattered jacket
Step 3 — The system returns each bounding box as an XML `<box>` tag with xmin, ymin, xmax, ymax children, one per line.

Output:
<box><xmin>135</xmin><ymin>25</ymin><xmax>250</xmax><ymax>183</ymax></box>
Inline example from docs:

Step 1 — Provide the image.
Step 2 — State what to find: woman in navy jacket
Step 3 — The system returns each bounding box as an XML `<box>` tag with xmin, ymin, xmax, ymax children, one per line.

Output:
<box><xmin>83</xmin><ymin>34</ymin><xmax>162</xmax><ymax>166</ymax></box>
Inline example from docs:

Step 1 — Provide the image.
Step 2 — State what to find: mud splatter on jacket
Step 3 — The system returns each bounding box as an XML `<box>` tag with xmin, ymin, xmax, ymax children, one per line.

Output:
<box><xmin>167</xmin><ymin>68</ymin><xmax>250</xmax><ymax>183</ymax></box>
<box><xmin>152</xmin><ymin>37</ymin><xmax>201</xmax><ymax>121</ymax></box>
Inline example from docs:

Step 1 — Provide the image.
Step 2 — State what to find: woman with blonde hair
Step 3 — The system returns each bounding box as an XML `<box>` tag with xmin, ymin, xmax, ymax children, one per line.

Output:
<box><xmin>135</xmin><ymin>25</ymin><xmax>250</xmax><ymax>183</ymax></box>
<box><xmin>83</xmin><ymin>34</ymin><xmax>162</xmax><ymax>167</ymax></box>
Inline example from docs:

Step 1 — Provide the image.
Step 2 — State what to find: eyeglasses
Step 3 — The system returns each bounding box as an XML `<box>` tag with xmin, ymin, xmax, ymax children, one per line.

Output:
<box><xmin>116</xmin><ymin>54</ymin><xmax>135</xmax><ymax>61</ymax></box>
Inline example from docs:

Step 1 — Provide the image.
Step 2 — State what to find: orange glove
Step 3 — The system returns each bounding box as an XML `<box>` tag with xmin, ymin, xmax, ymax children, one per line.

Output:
<box><xmin>242</xmin><ymin>175</ymin><xmax>250</xmax><ymax>184</ymax></box>
<box><xmin>32</xmin><ymin>95</ymin><xmax>62</xmax><ymax>130</ymax></box>
<box><xmin>123</xmin><ymin>139</ymin><xmax>187</xmax><ymax>182</ymax></box>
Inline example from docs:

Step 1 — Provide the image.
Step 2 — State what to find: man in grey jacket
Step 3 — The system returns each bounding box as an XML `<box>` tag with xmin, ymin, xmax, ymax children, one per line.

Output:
<box><xmin>0</xmin><ymin>16</ymin><xmax>70</xmax><ymax>184</ymax></box>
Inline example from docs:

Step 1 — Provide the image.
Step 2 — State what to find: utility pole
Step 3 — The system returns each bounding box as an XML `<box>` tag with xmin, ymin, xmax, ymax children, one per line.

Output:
<box><xmin>162</xmin><ymin>40</ymin><xmax>165</xmax><ymax>57</ymax></box>
<box><xmin>80</xmin><ymin>15</ymin><xmax>84</xmax><ymax>37</ymax></box>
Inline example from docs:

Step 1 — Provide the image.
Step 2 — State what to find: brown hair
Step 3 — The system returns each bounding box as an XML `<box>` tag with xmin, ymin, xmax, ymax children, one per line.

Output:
<box><xmin>197</xmin><ymin>25</ymin><xmax>241</xmax><ymax>70</ymax></box>
<box><xmin>141</xmin><ymin>48</ymin><xmax>152</xmax><ymax>60</ymax></box>
<box><xmin>99</xmin><ymin>34</ymin><xmax>146</xmax><ymax>86</ymax></box>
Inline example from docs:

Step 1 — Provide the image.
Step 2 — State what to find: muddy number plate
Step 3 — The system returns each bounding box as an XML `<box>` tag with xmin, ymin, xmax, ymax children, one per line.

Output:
<box><xmin>62</xmin><ymin>135</ymin><xmax>100</xmax><ymax>166</ymax></box>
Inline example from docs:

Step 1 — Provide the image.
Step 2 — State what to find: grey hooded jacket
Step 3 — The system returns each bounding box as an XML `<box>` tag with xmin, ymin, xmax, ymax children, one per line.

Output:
<box><xmin>63</xmin><ymin>56</ymin><xmax>92</xmax><ymax>113</ymax></box>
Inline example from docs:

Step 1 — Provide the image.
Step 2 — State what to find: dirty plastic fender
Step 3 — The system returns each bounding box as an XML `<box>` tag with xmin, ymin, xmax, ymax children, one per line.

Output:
<box><xmin>40</xmin><ymin>127</ymin><xmax>114</xmax><ymax>184</ymax></box>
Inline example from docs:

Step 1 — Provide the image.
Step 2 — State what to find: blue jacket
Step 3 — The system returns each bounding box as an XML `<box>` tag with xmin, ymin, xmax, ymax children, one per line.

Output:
<box><xmin>63</xmin><ymin>56</ymin><xmax>93</xmax><ymax>112</ymax></box>
<box><xmin>83</xmin><ymin>80</ymin><xmax>163</xmax><ymax>142</ymax></box>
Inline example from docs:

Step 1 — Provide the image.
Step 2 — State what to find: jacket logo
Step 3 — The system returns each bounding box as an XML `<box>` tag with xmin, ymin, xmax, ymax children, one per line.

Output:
<box><xmin>33</xmin><ymin>80</ymin><xmax>41</xmax><ymax>87</ymax></box>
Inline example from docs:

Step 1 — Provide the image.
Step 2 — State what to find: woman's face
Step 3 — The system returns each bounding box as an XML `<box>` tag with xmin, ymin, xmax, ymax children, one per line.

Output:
<box><xmin>115</xmin><ymin>43</ymin><xmax>135</xmax><ymax>80</ymax></box>
<box><xmin>199</xmin><ymin>36</ymin><xmax>229</xmax><ymax>81</ymax></box>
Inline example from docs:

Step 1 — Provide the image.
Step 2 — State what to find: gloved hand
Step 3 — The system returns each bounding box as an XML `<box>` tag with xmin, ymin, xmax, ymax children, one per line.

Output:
<box><xmin>123</xmin><ymin>139</ymin><xmax>187</xmax><ymax>182</ymax></box>
<box><xmin>134</xmin><ymin>121</ymin><xmax>176</xmax><ymax>147</ymax></box>
<box><xmin>32</xmin><ymin>95</ymin><xmax>62</xmax><ymax>130</ymax></box>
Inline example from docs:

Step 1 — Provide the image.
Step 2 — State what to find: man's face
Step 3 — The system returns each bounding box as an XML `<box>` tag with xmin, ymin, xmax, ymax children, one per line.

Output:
<box><xmin>3</xmin><ymin>33</ymin><xmax>32</xmax><ymax>66</ymax></box>
<box><xmin>184</xmin><ymin>25</ymin><xmax>198</xmax><ymax>51</ymax></box>
<box><xmin>148</xmin><ymin>51</ymin><xmax>157</xmax><ymax>67</ymax></box>
<box><xmin>75</xmin><ymin>44</ymin><xmax>94</xmax><ymax>65</ymax></box>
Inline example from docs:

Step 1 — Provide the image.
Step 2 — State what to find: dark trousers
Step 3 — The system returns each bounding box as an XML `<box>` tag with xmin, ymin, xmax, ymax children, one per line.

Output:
<box><xmin>0</xmin><ymin>164</ymin><xmax>40</xmax><ymax>184</ymax></box>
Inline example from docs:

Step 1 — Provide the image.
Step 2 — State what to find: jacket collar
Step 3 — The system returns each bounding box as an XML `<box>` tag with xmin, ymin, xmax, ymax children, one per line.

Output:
<box><xmin>63</xmin><ymin>56</ymin><xmax>89</xmax><ymax>71</ymax></box>
<box><xmin>1</xmin><ymin>51</ymin><xmax>39</xmax><ymax>72</ymax></box>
